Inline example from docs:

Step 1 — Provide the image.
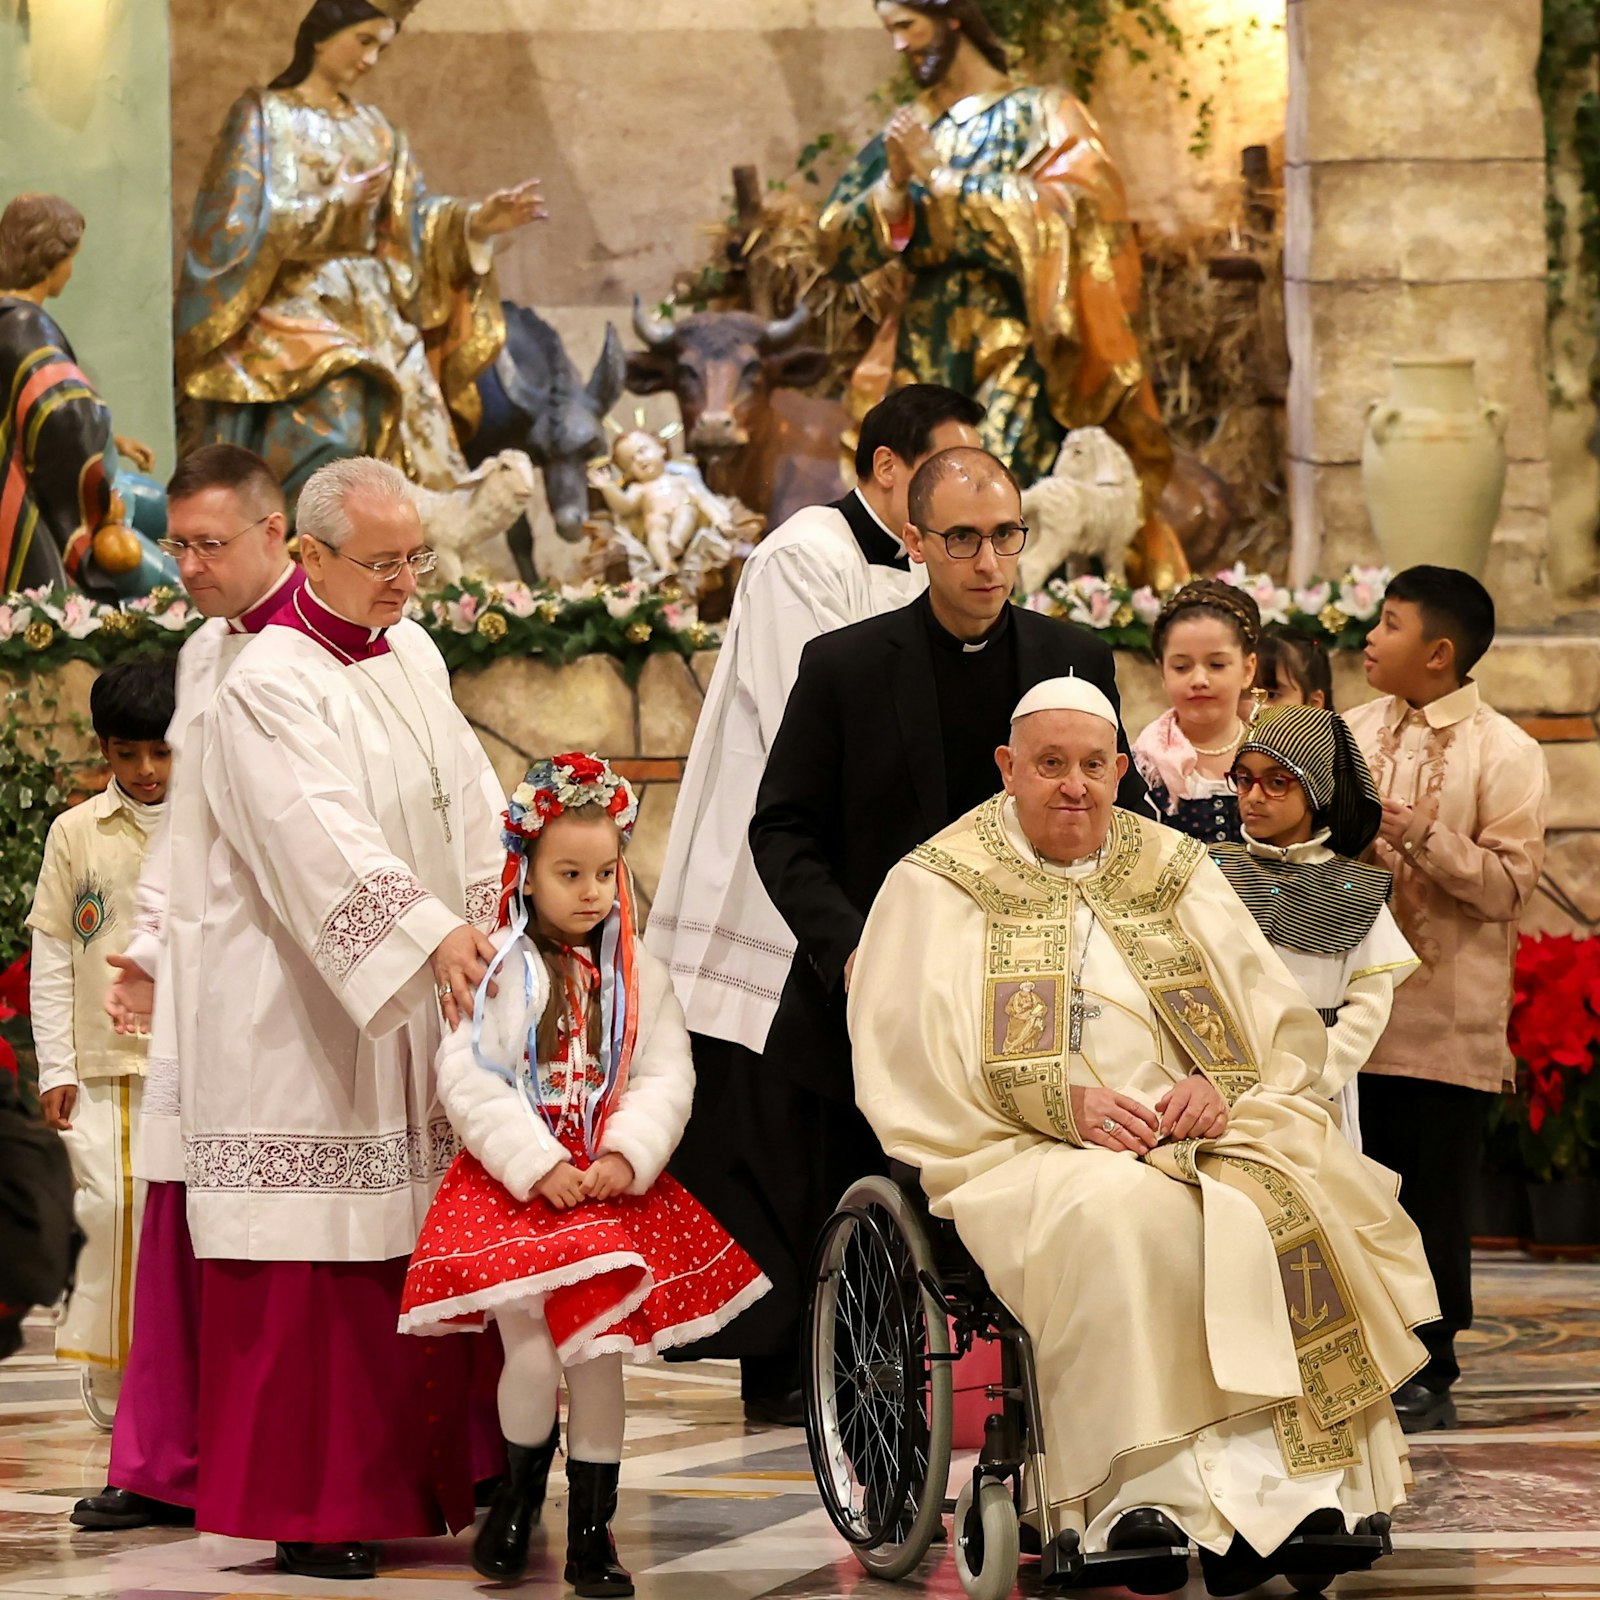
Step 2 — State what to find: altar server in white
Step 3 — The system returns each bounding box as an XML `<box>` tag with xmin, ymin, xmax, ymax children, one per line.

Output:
<box><xmin>179</xmin><ymin>457</ymin><xmax>507</xmax><ymax>1582</ymax></box>
<box><xmin>75</xmin><ymin>444</ymin><xmax>305</xmax><ymax>1534</ymax></box>
<box><xmin>645</xmin><ymin>383</ymin><xmax>982</xmax><ymax>1421</ymax></box>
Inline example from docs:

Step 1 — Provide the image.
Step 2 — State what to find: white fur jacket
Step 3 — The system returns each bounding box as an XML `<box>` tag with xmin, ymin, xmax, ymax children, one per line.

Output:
<box><xmin>436</xmin><ymin>928</ymin><xmax>694</xmax><ymax>1201</ymax></box>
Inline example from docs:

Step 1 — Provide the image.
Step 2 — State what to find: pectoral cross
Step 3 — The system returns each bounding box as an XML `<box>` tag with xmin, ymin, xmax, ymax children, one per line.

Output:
<box><xmin>1288</xmin><ymin>1244</ymin><xmax>1330</xmax><ymax>1333</ymax></box>
<box><xmin>429</xmin><ymin>764</ymin><xmax>453</xmax><ymax>843</ymax></box>
<box><xmin>1068</xmin><ymin>990</ymin><xmax>1101</xmax><ymax>1053</ymax></box>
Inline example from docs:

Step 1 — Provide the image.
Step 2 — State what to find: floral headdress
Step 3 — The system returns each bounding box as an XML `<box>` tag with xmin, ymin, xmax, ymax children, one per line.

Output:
<box><xmin>494</xmin><ymin>752</ymin><xmax>638</xmax><ymax>928</ymax></box>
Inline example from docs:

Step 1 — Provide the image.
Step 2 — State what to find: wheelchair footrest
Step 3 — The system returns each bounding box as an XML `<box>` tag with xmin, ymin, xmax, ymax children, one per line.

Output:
<box><xmin>1042</xmin><ymin>1536</ymin><xmax>1191</xmax><ymax>1594</ymax></box>
<box><xmin>1277</xmin><ymin>1530</ymin><xmax>1389</xmax><ymax>1576</ymax></box>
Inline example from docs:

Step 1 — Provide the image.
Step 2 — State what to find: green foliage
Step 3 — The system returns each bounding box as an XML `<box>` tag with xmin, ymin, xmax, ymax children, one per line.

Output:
<box><xmin>1539</xmin><ymin>0</ymin><xmax>1600</xmax><ymax>321</ymax></box>
<box><xmin>983</xmin><ymin>0</ymin><xmax>1185</xmax><ymax>99</ymax></box>
<box><xmin>0</xmin><ymin>690</ymin><xmax>79</xmax><ymax>968</ymax></box>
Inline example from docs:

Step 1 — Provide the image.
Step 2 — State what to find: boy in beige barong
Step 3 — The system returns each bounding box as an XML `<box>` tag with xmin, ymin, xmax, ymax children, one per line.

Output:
<box><xmin>848</xmin><ymin>676</ymin><xmax>1440</xmax><ymax>1597</ymax></box>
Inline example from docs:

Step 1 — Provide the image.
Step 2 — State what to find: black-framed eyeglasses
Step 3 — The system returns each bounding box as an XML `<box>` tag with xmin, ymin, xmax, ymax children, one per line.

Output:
<box><xmin>1226</xmin><ymin>766</ymin><xmax>1299</xmax><ymax>800</ymax></box>
<box><xmin>156</xmin><ymin>514</ymin><xmax>271</xmax><ymax>562</ymax></box>
<box><xmin>917</xmin><ymin>522</ymin><xmax>1029</xmax><ymax>560</ymax></box>
<box><xmin>304</xmin><ymin>535</ymin><xmax>437</xmax><ymax>583</ymax></box>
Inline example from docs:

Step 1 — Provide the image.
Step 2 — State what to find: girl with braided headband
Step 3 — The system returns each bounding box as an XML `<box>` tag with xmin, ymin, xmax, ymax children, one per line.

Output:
<box><xmin>401</xmin><ymin>754</ymin><xmax>767</xmax><ymax>1594</ymax></box>
<box><xmin>1132</xmin><ymin>579</ymin><xmax>1261</xmax><ymax>843</ymax></box>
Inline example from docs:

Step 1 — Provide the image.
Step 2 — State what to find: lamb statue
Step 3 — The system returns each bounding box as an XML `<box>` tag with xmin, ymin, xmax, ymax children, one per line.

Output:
<box><xmin>1017</xmin><ymin>426</ymin><xmax>1143</xmax><ymax>593</ymax></box>
<box><xmin>410</xmin><ymin>449</ymin><xmax>538</xmax><ymax>586</ymax></box>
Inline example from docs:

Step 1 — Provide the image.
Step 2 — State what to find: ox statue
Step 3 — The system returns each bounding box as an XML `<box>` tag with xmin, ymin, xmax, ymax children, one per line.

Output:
<box><xmin>469</xmin><ymin>301</ymin><xmax>627</xmax><ymax>583</ymax></box>
<box><xmin>624</xmin><ymin>299</ymin><xmax>849</xmax><ymax>526</ymax></box>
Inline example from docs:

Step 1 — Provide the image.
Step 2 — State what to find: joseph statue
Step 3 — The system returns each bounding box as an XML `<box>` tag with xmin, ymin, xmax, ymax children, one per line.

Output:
<box><xmin>848</xmin><ymin>676</ymin><xmax>1439</xmax><ymax>1595</ymax></box>
<box><xmin>820</xmin><ymin>0</ymin><xmax>1188</xmax><ymax>588</ymax></box>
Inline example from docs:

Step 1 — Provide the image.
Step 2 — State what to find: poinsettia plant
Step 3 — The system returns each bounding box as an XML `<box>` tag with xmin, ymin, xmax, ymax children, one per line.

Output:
<box><xmin>1505</xmin><ymin>933</ymin><xmax>1600</xmax><ymax>1181</ymax></box>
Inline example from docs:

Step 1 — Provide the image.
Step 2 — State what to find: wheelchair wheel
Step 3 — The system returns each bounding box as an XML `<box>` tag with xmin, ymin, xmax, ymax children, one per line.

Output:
<box><xmin>953</xmin><ymin>1477</ymin><xmax>1020</xmax><ymax>1600</ymax></box>
<box><xmin>805</xmin><ymin>1175</ymin><xmax>953</xmax><ymax>1579</ymax></box>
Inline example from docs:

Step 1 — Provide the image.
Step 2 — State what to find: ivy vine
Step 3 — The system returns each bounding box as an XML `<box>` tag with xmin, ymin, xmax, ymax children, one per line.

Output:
<box><xmin>1539</xmin><ymin>0</ymin><xmax>1600</xmax><ymax>322</ymax></box>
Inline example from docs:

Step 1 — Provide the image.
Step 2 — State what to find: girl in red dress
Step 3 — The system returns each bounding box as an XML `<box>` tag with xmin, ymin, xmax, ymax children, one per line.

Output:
<box><xmin>401</xmin><ymin>753</ymin><xmax>769</xmax><ymax>1595</ymax></box>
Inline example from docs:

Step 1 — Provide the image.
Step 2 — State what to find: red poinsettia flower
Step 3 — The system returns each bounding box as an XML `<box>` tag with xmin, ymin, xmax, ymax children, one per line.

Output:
<box><xmin>557</xmin><ymin>753</ymin><xmax>606</xmax><ymax>785</ymax></box>
<box><xmin>0</xmin><ymin>953</ymin><xmax>29</xmax><ymax>1021</ymax></box>
<box><xmin>1510</xmin><ymin>934</ymin><xmax>1600</xmax><ymax>1075</ymax></box>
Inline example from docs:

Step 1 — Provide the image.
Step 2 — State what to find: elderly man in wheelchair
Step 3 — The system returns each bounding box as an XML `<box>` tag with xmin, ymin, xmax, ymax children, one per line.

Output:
<box><xmin>809</xmin><ymin>678</ymin><xmax>1439</xmax><ymax>1600</ymax></box>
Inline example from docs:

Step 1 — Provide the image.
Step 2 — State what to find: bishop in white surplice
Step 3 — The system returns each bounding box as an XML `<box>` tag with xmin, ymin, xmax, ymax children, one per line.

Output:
<box><xmin>175</xmin><ymin>458</ymin><xmax>508</xmax><ymax>1559</ymax></box>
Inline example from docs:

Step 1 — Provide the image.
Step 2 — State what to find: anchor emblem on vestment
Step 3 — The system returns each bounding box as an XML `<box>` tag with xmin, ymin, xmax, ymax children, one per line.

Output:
<box><xmin>1288</xmin><ymin>1244</ymin><xmax>1330</xmax><ymax>1333</ymax></box>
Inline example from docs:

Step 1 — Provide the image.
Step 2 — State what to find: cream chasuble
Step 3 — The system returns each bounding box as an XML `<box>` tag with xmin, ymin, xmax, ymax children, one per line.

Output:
<box><xmin>848</xmin><ymin>799</ymin><xmax>1439</xmax><ymax>1553</ymax></box>
<box><xmin>179</xmin><ymin>613</ymin><xmax>504</xmax><ymax>1263</ymax></box>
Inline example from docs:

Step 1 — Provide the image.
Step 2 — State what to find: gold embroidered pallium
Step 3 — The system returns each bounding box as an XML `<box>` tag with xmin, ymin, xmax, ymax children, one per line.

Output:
<box><xmin>1219</xmin><ymin>1155</ymin><xmax>1384</xmax><ymax>1472</ymax></box>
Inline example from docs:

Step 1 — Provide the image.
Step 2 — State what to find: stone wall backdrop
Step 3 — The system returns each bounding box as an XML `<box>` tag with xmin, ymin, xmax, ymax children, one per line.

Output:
<box><xmin>166</xmin><ymin>0</ymin><xmax>1289</xmax><ymax>457</ymax></box>
<box><xmin>1284</xmin><ymin>0</ymin><xmax>1551</xmax><ymax>612</ymax></box>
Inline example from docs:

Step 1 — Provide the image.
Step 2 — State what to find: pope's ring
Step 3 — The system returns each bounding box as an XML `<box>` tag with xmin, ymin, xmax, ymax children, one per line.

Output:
<box><xmin>1101</xmin><ymin>1117</ymin><xmax>1118</xmax><ymax>1134</ymax></box>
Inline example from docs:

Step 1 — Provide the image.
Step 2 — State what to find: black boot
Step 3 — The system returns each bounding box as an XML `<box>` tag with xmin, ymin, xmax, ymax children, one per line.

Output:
<box><xmin>472</xmin><ymin>1422</ymin><xmax>561</xmax><ymax>1582</ymax></box>
<box><xmin>564</xmin><ymin>1459</ymin><xmax>633</xmax><ymax>1598</ymax></box>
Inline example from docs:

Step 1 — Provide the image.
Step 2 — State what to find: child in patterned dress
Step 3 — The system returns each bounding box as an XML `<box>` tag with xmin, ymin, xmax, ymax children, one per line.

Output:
<box><xmin>1132</xmin><ymin>579</ymin><xmax>1262</xmax><ymax>844</ymax></box>
<box><xmin>400</xmin><ymin>753</ymin><xmax>768</xmax><ymax>1596</ymax></box>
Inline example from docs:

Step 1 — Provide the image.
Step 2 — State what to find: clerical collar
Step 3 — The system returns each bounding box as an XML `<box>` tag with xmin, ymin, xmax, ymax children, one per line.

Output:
<box><xmin>228</xmin><ymin>564</ymin><xmax>305</xmax><ymax>635</ymax></box>
<box><xmin>1242</xmin><ymin>827</ymin><xmax>1334</xmax><ymax>866</ymax></box>
<box><xmin>271</xmin><ymin>584</ymin><xmax>393</xmax><ymax>664</ymax></box>
<box><xmin>852</xmin><ymin>488</ymin><xmax>905</xmax><ymax>558</ymax></box>
<box><xmin>919</xmin><ymin>588</ymin><xmax>1013</xmax><ymax>655</ymax></box>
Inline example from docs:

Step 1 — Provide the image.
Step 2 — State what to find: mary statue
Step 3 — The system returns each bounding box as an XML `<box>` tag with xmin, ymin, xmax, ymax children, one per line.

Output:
<box><xmin>175</xmin><ymin>0</ymin><xmax>544</xmax><ymax>509</ymax></box>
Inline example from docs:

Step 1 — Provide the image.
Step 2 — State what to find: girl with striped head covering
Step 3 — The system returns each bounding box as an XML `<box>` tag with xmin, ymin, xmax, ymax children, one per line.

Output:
<box><xmin>1210</xmin><ymin>705</ymin><xmax>1419</xmax><ymax>1150</ymax></box>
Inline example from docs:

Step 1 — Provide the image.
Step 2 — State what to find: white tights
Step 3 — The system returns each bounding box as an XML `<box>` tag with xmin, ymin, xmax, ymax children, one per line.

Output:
<box><xmin>496</xmin><ymin>1303</ymin><xmax>625</xmax><ymax>1464</ymax></box>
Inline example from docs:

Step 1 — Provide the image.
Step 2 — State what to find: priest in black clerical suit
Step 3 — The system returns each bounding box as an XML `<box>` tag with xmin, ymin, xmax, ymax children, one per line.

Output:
<box><xmin>744</xmin><ymin>447</ymin><xmax>1150</xmax><ymax>1364</ymax></box>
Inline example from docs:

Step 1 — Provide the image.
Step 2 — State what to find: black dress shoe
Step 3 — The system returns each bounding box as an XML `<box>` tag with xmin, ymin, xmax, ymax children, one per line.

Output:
<box><xmin>1198</xmin><ymin>1532</ymin><xmax>1273</xmax><ymax>1597</ymax></box>
<box><xmin>70</xmin><ymin>1487</ymin><xmax>195</xmax><ymax>1530</ymax></box>
<box><xmin>472</xmin><ymin>1423</ymin><xmax>560</xmax><ymax>1581</ymax></box>
<box><xmin>1107</xmin><ymin>1508</ymin><xmax>1187</xmax><ymax>1550</ymax></box>
<box><xmin>1106</xmin><ymin>1508</ymin><xmax>1191</xmax><ymax>1596</ymax></box>
<box><xmin>742</xmin><ymin>1388</ymin><xmax>804</xmax><ymax>1427</ymax></box>
<box><xmin>564</xmin><ymin>1459</ymin><xmax>633</xmax><ymax>1598</ymax></box>
<box><xmin>1201</xmin><ymin>1509</ymin><xmax>1349</xmax><ymax>1597</ymax></box>
<box><xmin>274</xmin><ymin>1542</ymin><xmax>377</xmax><ymax>1580</ymax></box>
<box><xmin>1392</xmin><ymin>1379</ymin><xmax>1457</xmax><ymax>1434</ymax></box>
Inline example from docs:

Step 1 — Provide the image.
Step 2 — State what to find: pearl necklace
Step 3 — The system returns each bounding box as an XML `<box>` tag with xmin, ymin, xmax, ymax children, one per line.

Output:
<box><xmin>1191</xmin><ymin>719</ymin><xmax>1245</xmax><ymax>758</ymax></box>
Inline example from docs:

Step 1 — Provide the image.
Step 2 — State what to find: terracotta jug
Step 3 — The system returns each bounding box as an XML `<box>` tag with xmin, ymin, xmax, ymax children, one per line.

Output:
<box><xmin>1360</xmin><ymin>357</ymin><xmax>1508</xmax><ymax>577</ymax></box>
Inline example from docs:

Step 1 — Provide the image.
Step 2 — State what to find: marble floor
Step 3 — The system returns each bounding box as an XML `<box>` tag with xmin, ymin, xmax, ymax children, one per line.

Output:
<box><xmin>1</xmin><ymin>1255</ymin><xmax>1596</xmax><ymax>1600</ymax></box>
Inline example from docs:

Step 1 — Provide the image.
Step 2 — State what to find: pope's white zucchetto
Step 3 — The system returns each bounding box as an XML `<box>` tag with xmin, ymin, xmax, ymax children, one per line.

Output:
<box><xmin>1010</xmin><ymin>675</ymin><xmax>1120</xmax><ymax>731</ymax></box>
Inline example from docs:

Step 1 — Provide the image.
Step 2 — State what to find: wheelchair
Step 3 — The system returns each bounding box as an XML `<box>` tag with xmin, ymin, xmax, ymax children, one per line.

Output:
<box><xmin>802</xmin><ymin>1168</ymin><xmax>1394</xmax><ymax>1600</ymax></box>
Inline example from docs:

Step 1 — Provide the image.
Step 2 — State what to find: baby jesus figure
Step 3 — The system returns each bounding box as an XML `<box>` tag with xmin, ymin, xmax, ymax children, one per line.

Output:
<box><xmin>588</xmin><ymin>429</ymin><xmax>735</xmax><ymax>587</ymax></box>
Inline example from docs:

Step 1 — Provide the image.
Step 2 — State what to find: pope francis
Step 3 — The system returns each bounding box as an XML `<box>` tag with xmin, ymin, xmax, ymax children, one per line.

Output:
<box><xmin>847</xmin><ymin>676</ymin><xmax>1440</xmax><ymax>1595</ymax></box>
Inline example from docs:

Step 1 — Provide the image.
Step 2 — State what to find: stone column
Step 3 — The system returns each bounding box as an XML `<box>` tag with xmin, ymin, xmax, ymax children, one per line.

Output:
<box><xmin>1284</xmin><ymin>0</ymin><xmax>1550</xmax><ymax>616</ymax></box>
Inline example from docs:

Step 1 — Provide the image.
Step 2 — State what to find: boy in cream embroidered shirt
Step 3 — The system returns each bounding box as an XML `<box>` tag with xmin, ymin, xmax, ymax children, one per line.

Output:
<box><xmin>1345</xmin><ymin>604</ymin><xmax>1546</xmax><ymax>1094</ymax></box>
<box><xmin>1344</xmin><ymin>564</ymin><xmax>1546</xmax><ymax>1434</ymax></box>
<box><xmin>28</xmin><ymin>659</ymin><xmax>175</xmax><ymax>1415</ymax></box>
